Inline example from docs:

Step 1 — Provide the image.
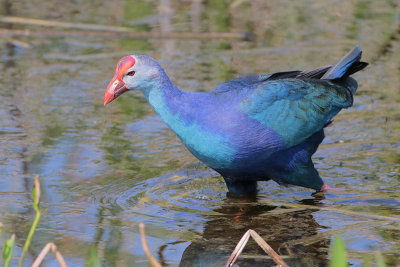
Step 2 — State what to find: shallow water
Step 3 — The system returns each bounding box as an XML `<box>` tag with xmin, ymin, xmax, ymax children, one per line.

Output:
<box><xmin>0</xmin><ymin>0</ymin><xmax>399</xmax><ymax>266</ymax></box>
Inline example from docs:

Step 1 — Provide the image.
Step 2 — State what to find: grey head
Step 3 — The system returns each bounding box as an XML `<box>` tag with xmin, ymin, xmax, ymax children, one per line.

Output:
<box><xmin>104</xmin><ymin>55</ymin><xmax>168</xmax><ymax>105</ymax></box>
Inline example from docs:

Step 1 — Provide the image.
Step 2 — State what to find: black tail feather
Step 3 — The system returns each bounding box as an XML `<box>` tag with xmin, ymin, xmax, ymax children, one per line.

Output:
<box><xmin>345</xmin><ymin>61</ymin><xmax>368</xmax><ymax>77</ymax></box>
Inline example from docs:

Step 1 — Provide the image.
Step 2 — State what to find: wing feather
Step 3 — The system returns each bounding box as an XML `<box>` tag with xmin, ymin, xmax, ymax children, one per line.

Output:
<box><xmin>240</xmin><ymin>78</ymin><xmax>353</xmax><ymax>148</ymax></box>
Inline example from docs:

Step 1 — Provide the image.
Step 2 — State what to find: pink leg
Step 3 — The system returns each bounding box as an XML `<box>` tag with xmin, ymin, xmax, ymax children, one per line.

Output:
<box><xmin>320</xmin><ymin>184</ymin><xmax>340</xmax><ymax>192</ymax></box>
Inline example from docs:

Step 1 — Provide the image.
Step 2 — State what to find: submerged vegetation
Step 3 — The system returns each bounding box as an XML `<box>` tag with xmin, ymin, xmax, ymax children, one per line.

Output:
<box><xmin>1</xmin><ymin>176</ymin><xmax>67</xmax><ymax>267</ymax></box>
<box><xmin>329</xmin><ymin>235</ymin><xmax>387</xmax><ymax>267</ymax></box>
<box><xmin>2</xmin><ymin>233</ymin><xmax>14</xmax><ymax>267</ymax></box>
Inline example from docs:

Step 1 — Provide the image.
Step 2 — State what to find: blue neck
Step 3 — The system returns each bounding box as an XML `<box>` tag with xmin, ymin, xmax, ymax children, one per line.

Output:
<box><xmin>140</xmin><ymin>76</ymin><xmax>235</xmax><ymax>169</ymax></box>
<box><xmin>140</xmin><ymin>73</ymin><xmax>184</xmax><ymax>129</ymax></box>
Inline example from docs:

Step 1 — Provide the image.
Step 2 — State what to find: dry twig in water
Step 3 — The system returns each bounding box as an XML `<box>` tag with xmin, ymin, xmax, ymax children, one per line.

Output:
<box><xmin>225</xmin><ymin>229</ymin><xmax>289</xmax><ymax>267</ymax></box>
<box><xmin>0</xmin><ymin>16</ymin><xmax>131</xmax><ymax>32</ymax></box>
<box><xmin>0</xmin><ymin>16</ymin><xmax>248</xmax><ymax>40</ymax></box>
<box><xmin>31</xmin><ymin>242</ymin><xmax>67</xmax><ymax>267</ymax></box>
<box><xmin>0</xmin><ymin>28</ymin><xmax>247</xmax><ymax>40</ymax></box>
<box><xmin>139</xmin><ymin>223</ymin><xmax>162</xmax><ymax>267</ymax></box>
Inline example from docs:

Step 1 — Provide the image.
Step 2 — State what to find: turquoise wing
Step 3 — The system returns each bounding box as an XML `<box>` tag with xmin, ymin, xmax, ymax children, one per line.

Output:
<box><xmin>240</xmin><ymin>78</ymin><xmax>354</xmax><ymax>148</ymax></box>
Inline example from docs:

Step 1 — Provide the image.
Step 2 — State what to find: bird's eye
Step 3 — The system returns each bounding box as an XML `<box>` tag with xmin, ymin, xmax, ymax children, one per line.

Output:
<box><xmin>127</xmin><ymin>71</ymin><xmax>135</xmax><ymax>76</ymax></box>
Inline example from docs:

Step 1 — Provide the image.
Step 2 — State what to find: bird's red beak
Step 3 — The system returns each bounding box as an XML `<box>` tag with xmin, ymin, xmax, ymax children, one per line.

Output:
<box><xmin>104</xmin><ymin>56</ymin><xmax>135</xmax><ymax>106</ymax></box>
<box><xmin>104</xmin><ymin>78</ymin><xmax>128</xmax><ymax>105</ymax></box>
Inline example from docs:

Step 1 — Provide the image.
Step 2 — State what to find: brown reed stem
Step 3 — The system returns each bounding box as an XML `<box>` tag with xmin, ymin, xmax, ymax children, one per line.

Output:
<box><xmin>139</xmin><ymin>223</ymin><xmax>162</xmax><ymax>267</ymax></box>
<box><xmin>32</xmin><ymin>242</ymin><xmax>67</xmax><ymax>267</ymax></box>
<box><xmin>225</xmin><ymin>229</ymin><xmax>289</xmax><ymax>267</ymax></box>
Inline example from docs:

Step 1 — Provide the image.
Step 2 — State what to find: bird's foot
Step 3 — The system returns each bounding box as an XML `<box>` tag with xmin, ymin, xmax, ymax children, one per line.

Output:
<box><xmin>320</xmin><ymin>184</ymin><xmax>340</xmax><ymax>192</ymax></box>
<box><xmin>312</xmin><ymin>184</ymin><xmax>340</xmax><ymax>198</ymax></box>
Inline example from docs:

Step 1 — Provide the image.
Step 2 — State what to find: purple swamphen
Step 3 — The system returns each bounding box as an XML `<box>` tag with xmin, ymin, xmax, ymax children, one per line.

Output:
<box><xmin>104</xmin><ymin>46</ymin><xmax>368</xmax><ymax>195</ymax></box>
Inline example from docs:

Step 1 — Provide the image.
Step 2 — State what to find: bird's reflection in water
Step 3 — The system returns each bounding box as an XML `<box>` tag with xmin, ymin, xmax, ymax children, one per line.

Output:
<box><xmin>179</xmin><ymin>195</ymin><xmax>329</xmax><ymax>267</ymax></box>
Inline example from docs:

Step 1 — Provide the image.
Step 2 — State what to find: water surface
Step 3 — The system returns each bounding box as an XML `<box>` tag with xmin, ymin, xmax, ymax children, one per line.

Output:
<box><xmin>0</xmin><ymin>0</ymin><xmax>399</xmax><ymax>266</ymax></box>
